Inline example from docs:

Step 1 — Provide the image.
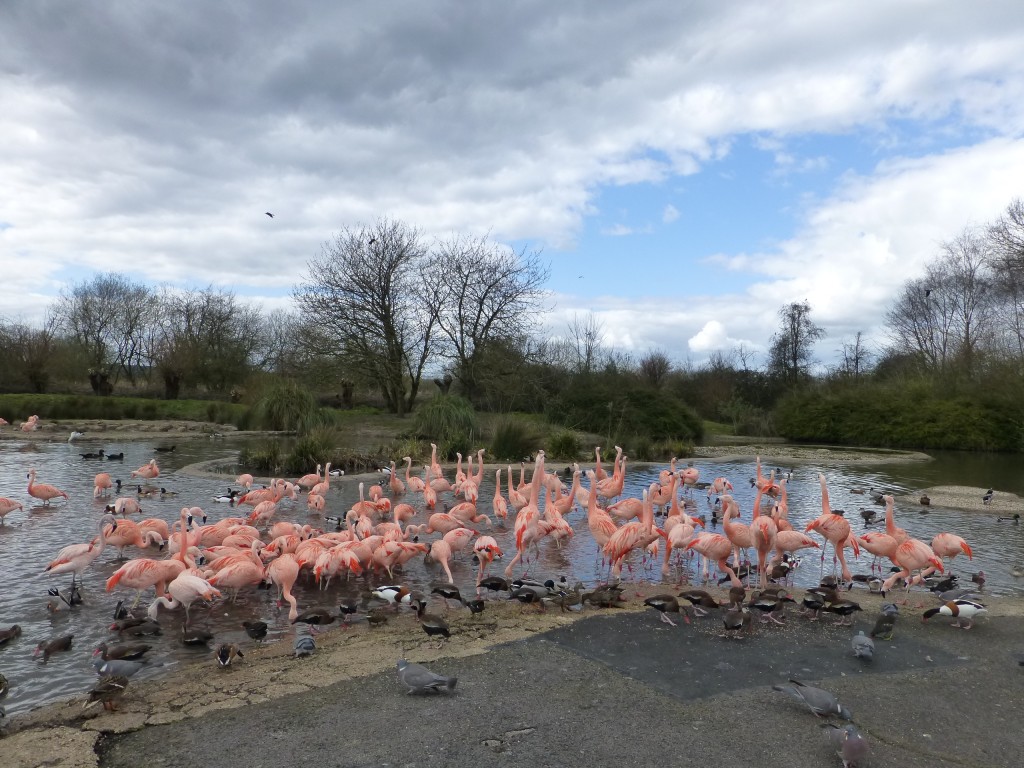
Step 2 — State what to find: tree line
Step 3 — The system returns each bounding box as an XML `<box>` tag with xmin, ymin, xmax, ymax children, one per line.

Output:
<box><xmin>4</xmin><ymin>201</ymin><xmax>1024</xmax><ymax>450</ymax></box>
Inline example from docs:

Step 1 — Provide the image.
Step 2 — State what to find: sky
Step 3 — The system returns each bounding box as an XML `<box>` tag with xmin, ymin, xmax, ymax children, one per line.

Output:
<box><xmin>3</xmin><ymin>1</ymin><xmax>1024</xmax><ymax>370</ymax></box>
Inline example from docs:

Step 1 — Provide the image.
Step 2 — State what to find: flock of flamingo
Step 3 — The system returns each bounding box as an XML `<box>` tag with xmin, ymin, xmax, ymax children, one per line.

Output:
<box><xmin>0</xmin><ymin>437</ymin><xmax>984</xmax><ymax>717</ymax></box>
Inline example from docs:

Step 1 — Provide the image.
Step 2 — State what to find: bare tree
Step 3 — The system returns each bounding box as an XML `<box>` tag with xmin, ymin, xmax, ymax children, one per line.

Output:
<box><xmin>419</xmin><ymin>234</ymin><xmax>549</xmax><ymax>403</ymax></box>
<box><xmin>837</xmin><ymin>331</ymin><xmax>873</xmax><ymax>379</ymax></box>
<box><xmin>53</xmin><ymin>273</ymin><xmax>154</xmax><ymax>390</ymax></box>
<box><xmin>987</xmin><ymin>198</ymin><xmax>1024</xmax><ymax>361</ymax></box>
<box><xmin>767</xmin><ymin>301</ymin><xmax>824</xmax><ymax>383</ymax></box>
<box><xmin>885</xmin><ymin>228</ymin><xmax>993</xmax><ymax>376</ymax></box>
<box><xmin>567</xmin><ymin>312</ymin><xmax>605</xmax><ymax>374</ymax></box>
<box><xmin>638</xmin><ymin>349</ymin><xmax>672</xmax><ymax>388</ymax></box>
<box><xmin>149</xmin><ymin>287</ymin><xmax>263</xmax><ymax>399</ymax></box>
<box><xmin>294</xmin><ymin>218</ymin><xmax>433</xmax><ymax>415</ymax></box>
<box><xmin>0</xmin><ymin>315</ymin><xmax>60</xmax><ymax>393</ymax></box>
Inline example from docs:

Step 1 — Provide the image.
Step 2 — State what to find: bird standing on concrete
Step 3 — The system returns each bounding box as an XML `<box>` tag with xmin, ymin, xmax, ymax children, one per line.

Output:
<box><xmin>215</xmin><ymin>643</ymin><xmax>244</xmax><ymax>667</ymax></box>
<box><xmin>851</xmin><ymin>631</ymin><xmax>874</xmax><ymax>661</ymax></box>
<box><xmin>772</xmin><ymin>679</ymin><xmax>852</xmax><ymax>720</ymax></box>
<box><xmin>824</xmin><ymin>723</ymin><xmax>870</xmax><ymax>767</ymax></box>
<box><xmin>396</xmin><ymin>659</ymin><xmax>457</xmax><ymax>694</ymax></box>
<box><xmin>294</xmin><ymin>630</ymin><xmax>316</xmax><ymax>658</ymax></box>
<box><xmin>85</xmin><ymin>674</ymin><xmax>129</xmax><ymax>711</ymax></box>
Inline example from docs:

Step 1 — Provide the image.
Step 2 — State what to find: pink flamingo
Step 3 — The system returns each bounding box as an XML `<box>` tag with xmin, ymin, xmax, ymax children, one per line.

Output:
<box><xmin>45</xmin><ymin>513</ymin><xmax>118</xmax><ymax>588</ymax></box>
<box><xmin>473</xmin><ymin>535</ymin><xmax>503</xmax><ymax>583</ymax></box>
<box><xmin>883</xmin><ymin>537</ymin><xmax>944</xmax><ymax>594</ymax></box>
<box><xmin>106</xmin><ymin>497</ymin><xmax>142</xmax><ymax>515</ymax></box>
<box><xmin>679</xmin><ymin>464</ymin><xmax>700</xmax><ymax>494</ymax></box>
<box><xmin>296</xmin><ymin>463</ymin><xmax>323</xmax><ymax>491</ymax></box>
<box><xmin>805</xmin><ymin>474</ymin><xmax>859</xmax><ymax>582</ymax></box>
<box><xmin>102</xmin><ymin>518</ymin><xmax>165</xmax><ymax>560</ymax></box>
<box><xmin>505</xmin><ymin>452</ymin><xmax>547</xmax><ymax>578</ymax></box>
<box><xmin>266</xmin><ymin>552</ymin><xmax>300</xmax><ymax>621</ymax></box>
<box><xmin>603</xmin><ymin>485</ymin><xmax>665</xmax><ymax>580</ymax></box>
<box><xmin>706</xmin><ymin>476</ymin><xmax>733</xmax><ymax>501</ymax></box>
<box><xmin>722</xmin><ymin>495</ymin><xmax>754</xmax><ymax>569</ymax></box>
<box><xmin>507</xmin><ymin>465</ymin><xmax>528</xmax><ymax>511</ymax></box>
<box><xmin>857</xmin><ymin>531</ymin><xmax>899</xmax><ymax>574</ymax></box>
<box><xmin>584</xmin><ymin>470</ymin><xmax>617</xmax><ymax>556</ymax></box>
<box><xmin>884</xmin><ymin>494</ymin><xmax>908</xmax><ymax>543</ymax></box>
<box><xmin>27</xmin><ymin>468</ymin><xmax>68</xmax><ymax>505</ymax></box>
<box><xmin>389</xmin><ymin>461</ymin><xmax>406</xmax><ymax>496</ymax></box>
<box><xmin>750</xmin><ymin>487</ymin><xmax>778</xmax><ymax>588</ymax></box>
<box><xmin>147</xmin><ymin>570</ymin><xmax>222</xmax><ymax>627</ymax></box>
<box><xmin>593</xmin><ymin>446</ymin><xmax>608</xmax><ymax>482</ymax></box>
<box><xmin>131</xmin><ymin>459</ymin><xmax>160</xmax><ymax>480</ymax></box>
<box><xmin>235</xmin><ymin>473</ymin><xmax>254</xmax><ymax>489</ymax></box>
<box><xmin>0</xmin><ymin>496</ymin><xmax>24</xmax><ymax>523</ymax></box>
<box><xmin>403</xmin><ymin>456</ymin><xmax>425</xmax><ymax>493</ymax></box>
<box><xmin>492</xmin><ymin>469</ymin><xmax>509</xmax><ymax>522</ymax></box>
<box><xmin>595</xmin><ymin>449</ymin><xmax>626</xmax><ymax>500</ymax></box>
<box><xmin>770</xmin><ymin>530</ymin><xmax>820</xmax><ymax>569</ymax></box>
<box><xmin>925</xmin><ymin>532</ymin><xmax>973</xmax><ymax>577</ymax></box>
<box><xmin>427</xmin><ymin>539</ymin><xmax>455</xmax><ymax>583</ymax></box>
<box><xmin>94</xmin><ymin>473</ymin><xmax>114</xmax><ymax>498</ymax></box>
<box><xmin>685</xmin><ymin>531</ymin><xmax>742</xmax><ymax>587</ymax></box>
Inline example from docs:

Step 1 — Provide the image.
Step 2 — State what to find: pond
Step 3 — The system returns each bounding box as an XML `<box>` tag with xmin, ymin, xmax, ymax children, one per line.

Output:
<box><xmin>0</xmin><ymin>435</ymin><xmax>1020</xmax><ymax>719</ymax></box>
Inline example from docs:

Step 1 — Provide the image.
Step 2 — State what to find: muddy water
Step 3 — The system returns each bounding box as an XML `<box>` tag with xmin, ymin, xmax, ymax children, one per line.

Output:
<box><xmin>0</xmin><ymin>438</ymin><xmax>1019</xmax><ymax>718</ymax></box>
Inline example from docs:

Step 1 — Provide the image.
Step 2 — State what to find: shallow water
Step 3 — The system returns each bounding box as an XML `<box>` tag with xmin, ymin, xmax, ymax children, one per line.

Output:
<box><xmin>0</xmin><ymin>438</ymin><xmax>1020</xmax><ymax>718</ymax></box>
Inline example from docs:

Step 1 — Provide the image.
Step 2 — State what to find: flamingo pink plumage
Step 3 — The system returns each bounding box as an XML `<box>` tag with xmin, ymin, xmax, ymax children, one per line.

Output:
<box><xmin>27</xmin><ymin>468</ymin><xmax>69</xmax><ymax>505</ymax></box>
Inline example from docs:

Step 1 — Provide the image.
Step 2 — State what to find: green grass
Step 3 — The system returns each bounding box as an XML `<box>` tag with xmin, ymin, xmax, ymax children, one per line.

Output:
<box><xmin>0</xmin><ymin>393</ymin><xmax>248</xmax><ymax>426</ymax></box>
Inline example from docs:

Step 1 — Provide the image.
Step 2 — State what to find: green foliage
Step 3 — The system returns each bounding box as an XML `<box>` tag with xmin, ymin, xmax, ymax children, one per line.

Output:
<box><xmin>412</xmin><ymin>394</ymin><xmax>480</xmax><ymax>459</ymax></box>
<box><xmin>544</xmin><ymin>429</ymin><xmax>582</xmax><ymax>461</ymax></box>
<box><xmin>489</xmin><ymin>416</ymin><xmax>542</xmax><ymax>461</ymax></box>
<box><xmin>239</xmin><ymin>439</ymin><xmax>286</xmax><ymax>476</ymax></box>
<box><xmin>622</xmin><ymin>435</ymin><xmax>695</xmax><ymax>462</ymax></box>
<box><xmin>248</xmin><ymin>381</ymin><xmax>326</xmax><ymax>432</ymax></box>
<box><xmin>775</xmin><ymin>379</ymin><xmax>1024</xmax><ymax>451</ymax></box>
<box><xmin>284</xmin><ymin>428</ymin><xmax>339</xmax><ymax>475</ymax></box>
<box><xmin>546</xmin><ymin>377</ymin><xmax>704</xmax><ymax>443</ymax></box>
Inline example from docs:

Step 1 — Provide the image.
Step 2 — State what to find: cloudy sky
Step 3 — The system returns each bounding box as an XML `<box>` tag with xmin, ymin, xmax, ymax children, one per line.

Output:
<box><xmin>3</xmin><ymin>1</ymin><xmax>1024</xmax><ymax>369</ymax></box>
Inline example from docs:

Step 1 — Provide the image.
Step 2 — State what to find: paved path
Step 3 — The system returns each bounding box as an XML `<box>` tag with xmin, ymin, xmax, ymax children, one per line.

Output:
<box><xmin>96</xmin><ymin>611</ymin><xmax>1024</xmax><ymax>768</ymax></box>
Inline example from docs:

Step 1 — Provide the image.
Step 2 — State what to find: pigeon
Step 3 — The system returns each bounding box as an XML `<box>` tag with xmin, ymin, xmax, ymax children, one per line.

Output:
<box><xmin>93</xmin><ymin>658</ymin><xmax>146</xmax><ymax>678</ymax></box>
<box><xmin>294</xmin><ymin>631</ymin><xmax>316</xmax><ymax>658</ymax></box>
<box><xmin>396</xmin><ymin>659</ymin><xmax>457</xmax><ymax>694</ymax></box>
<box><xmin>772</xmin><ymin>679</ymin><xmax>852</xmax><ymax>720</ymax></box>
<box><xmin>824</xmin><ymin>723</ymin><xmax>870</xmax><ymax>768</ymax></box>
<box><xmin>851</xmin><ymin>631</ymin><xmax>874</xmax><ymax>661</ymax></box>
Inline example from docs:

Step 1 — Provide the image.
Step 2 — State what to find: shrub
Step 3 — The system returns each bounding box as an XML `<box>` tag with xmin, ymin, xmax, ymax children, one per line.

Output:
<box><xmin>412</xmin><ymin>395</ymin><xmax>479</xmax><ymax>459</ymax></box>
<box><xmin>249</xmin><ymin>381</ymin><xmax>323</xmax><ymax>432</ymax></box>
<box><xmin>489</xmin><ymin>416</ymin><xmax>541</xmax><ymax>461</ymax></box>
<box><xmin>545</xmin><ymin>429</ymin><xmax>582</xmax><ymax>461</ymax></box>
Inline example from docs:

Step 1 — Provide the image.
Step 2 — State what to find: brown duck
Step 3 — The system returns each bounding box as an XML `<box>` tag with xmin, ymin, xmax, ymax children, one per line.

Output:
<box><xmin>34</xmin><ymin>634</ymin><xmax>74</xmax><ymax>661</ymax></box>
<box><xmin>677</xmin><ymin>589</ymin><xmax>724</xmax><ymax>616</ymax></box>
<box><xmin>416</xmin><ymin>601</ymin><xmax>450</xmax><ymax>648</ymax></box>
<box><xmin>0</xmin><ymin>624</ymin><xmax>23</xmax><ymax>647</ymax></box>
<box><xmin>93</xmin><ymin>642</ymin><xmax>152</xmax><ymax>661</ymax></box>
<box><xmin>85</xmin><ymin>674</ymin><xmax>129</xmax><ymax>711</ymax></box>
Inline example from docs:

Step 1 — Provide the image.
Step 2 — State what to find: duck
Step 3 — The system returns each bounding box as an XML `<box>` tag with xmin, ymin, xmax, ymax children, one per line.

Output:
<box><xmin>544</xmin><ymin>582</ymin><xmax>585</xmax><ymax>613</ymax></box>
<box><xmin>431</xmin><ymin>584</ymin><xmax>464</xmax><ymax>609</ymax></box>
<box><xmin>372</xmin><ymin>585</ymin><xmax>414</xmax><ymax>608</ymax></box>
<box><xmin>0</xmin><ymin>624</ymin><xmax>23</xmax><ymax>646</ymax></box>
<box><xmin>105</xmin><ymin>452</ymin><xmax>124</xmax><ymax>461</ymax></box>
<box><xmin>919</xmin><ymin>494</ymin><xmax>931</xmax><ymax>506</ymax></box>
<box><xmin>80</xmin><ymin>449</ymin><xmax>105</xmax><ymax>459</ymax></box>
<box><xmin>644</xmin><ymin>594</ymin><xmax>691</xmax><ymax>626</ymax></box>
<box><xmin>464</xmin><ymin>598</ymin><xmax>486</xmax><ymax>614</ymax></box>
<box><xmin>870</xmin><ymin>606</ymin><xmax>898</xmax><ymax>640</ymax></box>
<box><xmin>215</xmin><ymin>643</ymin><xmax>244</xmax><ymax>667</ymax></box>
<box><xmin>292</xmin><ymin>609</ymin><xmax>336</xmax><ymax>628</ymax></box>
<box><xmin>747</xmin><ymin>590</ymin><xmax>795</xmax><ymax>625</ymax></box>
<box><xmin>722</xmin><ymin>605</ymin><xmax>752</xmax><ymax>638</ymax></box>
<box><xmin>1012</xmin><ymin>565</ymin><xmax>1024</xmax><ymax>578</ymax></box>
<box><xmin>677</xmin><ymin>589</ymin><xmax>724</xmax><ymax>616</ymax></box>
<box><xmin>800</xmin><ymin>591</ymin><xmax>827</xmax><ymax>619</ymax></box>
<box><xmin>85</xmin><ymin>674</ymin><xmax>129</xmax><ymax>711</ymax></box>
<box><xmin>213</xmin><ymin>489</ymin><xmax>240</xmax><ymax>503</ymax></box>
<box><xmin>997</xmin><ymin>513</ymin><xmax>1020</xmax><ymax>524</ymax></box>
<box><xmin>983</xmin><ymin>488</ymin><xmax>995</xmax><ymax>505</ymax></box>
<box><xmin>93</xmin><ymin>642</ymin><xmax>152</xmax><ymax>661</ymax></box>
<box><xmin>154</xmin><ymin>445</ymin><xmax>176</xmax><ymax>453</ymax></box>
<box><xmin>477</xmin><ymin>576</ymin><xmax>510</xmax><ymax>594</ymax></box>
<box><xmin>366</xmin><ymin>608</ymin><xmax>390</xmax><ymax>628</ymax></box>
<box><xmin>136</xmin><ymin>485</ymin><xmax>157</xmax><ymax>498</ymax></box>
<box><xmin>242</xmin><ymin>620</ymin><xmax>269</xmax><ymax>642</ymax></box>
<box><xmin>823</xmin><ymin>599</ymin><xmax>863</xmax><ymax>626</ymax></box>
<box><xmin>0</xmin><ymin>672</ymin><xmax>8</xmax><ymax>699</ymax></box>
<box><xmin>923</xmin><ymin>599</ymin><xmax>987</xmax><ymax>629</ymax></box>
<box><xmin>415</xmin><ymin>601</ymin><xmax>451</xmax><ymax>647</ymax></box>
<box><xmin>971</xmin><ymin>571</ymin><xmax>987</xmax><ymax>589</ymax></box>
<box><xmin>581</xmin><ymin>584</ymin><xmax>626</xmax><ymax>608</ymax></box>
<box><xmin>182</xmin><ymin>628</ymin><xmax>215</xmax><ymax>647</ymax></box>
<box><xmin>328</xmin><ymin>467</ymin><xmax>345</xmax><ymax>477</ymax></box>
<box><xmin>34</xmin><ymin>634</ymin><xmax>74</xmax><ymax>661</ymax></box>
<box><xmin>859</xmin><ymin>509</ymin><xmax>878</xmax><ymax>524</ymax></box>
<box><xmin>159</xmin><ymin>487</ymin><xmax>178</xmax><ymax>497</ymax></box>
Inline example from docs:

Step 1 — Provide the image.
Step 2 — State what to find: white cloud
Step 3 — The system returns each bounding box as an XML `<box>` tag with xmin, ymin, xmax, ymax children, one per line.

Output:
<box><xmin>662</xmin><ymin>204</ymin><xmax>680</xmax><ymax>223</ymax></box>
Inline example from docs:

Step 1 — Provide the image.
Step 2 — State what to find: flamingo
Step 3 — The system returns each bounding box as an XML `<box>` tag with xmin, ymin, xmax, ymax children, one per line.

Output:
<box><xmin>722</xmin><ymin>495</ymin><xmax>754</xmax><ymax>569</ymax></box>
<box><xmin>884</xmin><ymin>494</ymin><xmax>908</xmax><ymax>543</ymax></box>
<box><xmin>805</xmin><ymin>474</ymin><xmax>859</xmax><ymax>582</ymax></box>
<box><xmin>504</xmin><ymin>452</ymin><xmax>547</xmax><ymax>578</ymax></box>
<box><xmin>883</xmin><ymin>537</ymin><xmax>944</xmax><ymax>595</ymax></box>
<box><xmin>389</xmin><ymin>461</ymin><xmax>406</xmax><ymax>496</ymax></box>
<box><xmin>208</xmin><ymin>559</ymin><xmax>267</xmax><ymax>604</ymax></box>
<box><xmin>750</xmin><ymin>487</ymin><xmax>778</xmax><ymax>588</ymax></box>
<box><xmin>685</xmin><ymin>531</ymin><xmax>742</xmax><ymax>587</ymax></box>
<box><xmin>102</xmin><ymin>519</ymin><xmax>165</xmax><ymax>560</ymax></box>
<box><xmin>131</xmin><ymin>459</ymin><xmax>160</xmax><ymax>480</ymax></box>
<box><xmin>926</xmin><ymin>532</ymin><xmax>973</xmax><ymax>577</ymax></box>
<box><xmin>235</xmin><ymin>473</ymin><xmax>254</xmax><ymax>489</ymax></box>
<box><xmin>147</xmin><ymin>571</ymin><xmax>222</xmax><ymax>628</ymax></box>
<box><xmin>507</xmin><ymin>466</ymin><xmax>528</xmax><ymax>511</ymax></box>
<box><xmin>473</xmin><ymin>536</ymin><xmax>503</xmax><ymax>583</ymax></box>
<box><xmin>403</xmin><ymin>456</ymin><xmax>425</xmax><ymax>493</ymax></box>
<box><xmin>0</xmin><ymin>497</ymin><xmax>24</xmax><ymax>523</ymax></box>
<box><xmin>492</xmin><ymin>469</ymin><xmax>509</xmax><ymax>522</ymax></box>
<box><xmin>94</xmin><ymin>473</ymin><xmax>114</xmax><ymax>498</ymax></box>
<box><xmin>296</xmin><ymin>463</ymin><xmax>323</xmax><ymax>491</ymax></box>
<box><xmin>583</xmin><ymin>470</ymin><xmax>617</xmax><ymax>556</ymax></box>
<box><xmin>27</xmin><ymin>468</ymin><xmax>69</xmax><ymax>505</ymax></box>
<box><xmin>45</xmin><ymin>514</ymin><xmax>118</xmax><ymax>588</ymax></box>
<box><xmin>603</xmin><ymin>485</ymin><xmax>665</xmax><ymax>581</ymax></box>
<box><xmin>706</xmin><ymin>476</ymin><xmax>733</xmax><ymax>501</ymax></box>
<box><xmin>427</xmin><ymin>539</ymin><xmax>455</xmax><ymax>584</ymax></box>
<box><xmin>857</xmin><ymin>531</ymin><xmax>899</xmax><ymax>574</ymax></box>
